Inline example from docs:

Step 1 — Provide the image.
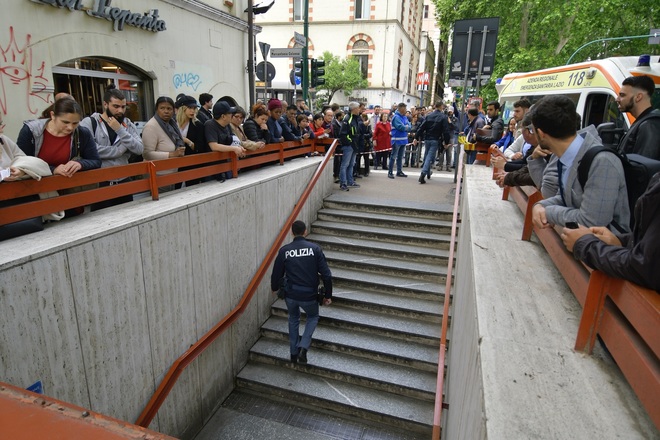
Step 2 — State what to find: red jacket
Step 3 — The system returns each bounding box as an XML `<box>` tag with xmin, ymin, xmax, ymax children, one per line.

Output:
<box><xmin>373</xmin><ymin>121</ymin><xmax>391</xmax><ymax>152</ymax></box>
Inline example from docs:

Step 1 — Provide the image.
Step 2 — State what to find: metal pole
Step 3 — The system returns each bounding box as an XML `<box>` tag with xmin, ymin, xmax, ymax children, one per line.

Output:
<box><xmin>461</xmin><ymin>27</ymin><xmax>473</xmax><ymax>131</ymax></box>
<box><xmin>264</xmin><ymin>54</ymin><xmax>268</xmax><ymax>99</ymax></box>
<box><xmin>247</xmin><ymin>0</ymin><xmax>255</xmax><ymax>107</ymax></box>
<box><xmin>566</xmin><ymin>33</ymin><xmax>657</xmax><ymax>64</ymax></box>
<box><xmin>303</xmin><ymin>0</ymin><xmax>309</xmax><ymax>105</ymax></box>
<box><xmin>474</xmin><ymin>26</ymin><xmax>488</xmax><ymax>100</ymax></box>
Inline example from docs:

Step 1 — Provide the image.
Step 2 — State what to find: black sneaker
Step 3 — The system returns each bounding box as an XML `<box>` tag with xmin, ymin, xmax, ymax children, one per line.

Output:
<box><xmin>427</xmin><ymin>170</ymin><xmax>432</xmax><ymax>179</ymax></box>
<box><xmin>290</xmin><ymin>354</ymin><xmax>298</xmax><ymax>364</ymax></box>
<box><xmin>396</xmin><ymin>172</ymin><xmax>408</xmax><ymax>177</ymax></box>
<box><xmin>298</xmin><ymin>348</ymin><xmax>308</xmax><ymax>364</ymax></box>
<box><xmin>418</xmin><ymin>174</ymin><xmax>426</xmax><ymax>184</ymax></box>
<box><xmin>340</xmin><ymin>185</ymin><xmax>349</xmax><ymax>191</ymax></box>
<box><xmin>387</xmin><ymin>173</ymin><xmax>395</xmax><ymax>179</ymax></box>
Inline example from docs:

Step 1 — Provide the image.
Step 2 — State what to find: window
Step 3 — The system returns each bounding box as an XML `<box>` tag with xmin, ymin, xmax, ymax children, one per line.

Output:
<box><xmin>423</xmin><ymin>5</ymin><xmax>429</xmax><ymax>19</ymax></box>
<box><xmin>352</xmin><ymin>39</ymin><xmax>369</xmax><ymax>79</ymax></box>
<box><xmin>355</xmin><ymin>0</ymin><xmax>370</xmax><ymax>19</ymax></box>
<box><xmin>293</xmin><ymin>0</ymin><xmax>303</xmax><ymax>21</ymax></box>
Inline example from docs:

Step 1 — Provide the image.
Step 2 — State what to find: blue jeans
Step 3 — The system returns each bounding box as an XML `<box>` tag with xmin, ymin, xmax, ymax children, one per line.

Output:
<box><xmin>339</xmin><ymin>145</ymin><xmax>356</xmax><ymax>186</ymax></box>
<box><xmin>285</xmin><ymin>297</ymin><xmax>319</xmax><ymax>355</ymax></box>
<box><xmin>421</xmin><ymin>139</ymin><xmax>439</xmax><ymax>175</ymax></box>
<box><xmin>388</xmin><ymin>143</ymin><xmax>405</xmax><ymax>174</ymax></box>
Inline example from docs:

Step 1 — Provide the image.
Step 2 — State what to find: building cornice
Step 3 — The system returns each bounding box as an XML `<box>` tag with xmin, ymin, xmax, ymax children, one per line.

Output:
<box><xmin>159</xmin><ymin>0</ymin><xmax>261</xmax><ymax>34</ymax></box>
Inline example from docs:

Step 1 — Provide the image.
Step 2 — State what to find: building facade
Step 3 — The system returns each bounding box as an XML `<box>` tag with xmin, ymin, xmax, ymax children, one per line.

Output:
<box><xmin>1</xmin><ymin>0</ymin><xmax>253</xmax><ymax>136</ymax></box>
<box><xmin>254</xmin><ymin>0</ymin><xmax>425</xmax><ymax>109</ymax></box>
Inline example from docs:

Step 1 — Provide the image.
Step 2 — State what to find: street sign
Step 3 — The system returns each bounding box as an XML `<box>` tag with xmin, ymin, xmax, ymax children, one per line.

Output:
<box><xmin>258</xmin><ymin>41</ymin><xmax>270</xmax><ymax>60</ymax></box>
<box><xmin>294</xmin><ymin>31</ymin><xmax>306</xmax><ymax>47</ymax></box>
<box><xmin>255</xmin><ymin>61</ymin><xmax>276</xmax><ymax>82</ymax></box>
<box><xmin>270</xmin><ymin>48</ymin><xmax>303</xmax><ymax>58</ymax></box>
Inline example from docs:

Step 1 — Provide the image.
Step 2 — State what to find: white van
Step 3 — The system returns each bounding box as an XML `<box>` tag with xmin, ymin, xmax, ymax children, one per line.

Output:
<box><xmin>496</xmin><ymin>56</ymin><xmax>660</xmax><ymax>144</ymax></box>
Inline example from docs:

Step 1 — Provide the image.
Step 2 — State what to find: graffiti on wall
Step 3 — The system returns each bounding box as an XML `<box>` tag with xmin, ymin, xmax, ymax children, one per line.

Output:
<box><xmin>173</xmin><ymin>73</ymin><xmax>202</xmax><ymax>91</ymax></box>
<box><xmin>0</xmin><ymin>27</ymin><xmax>52</xmax><ymax>116</ymax></box>
<box><xmin>170</xmin><ymin>61</ymin><xmax>212</xmax><ymax>96</ymax></box>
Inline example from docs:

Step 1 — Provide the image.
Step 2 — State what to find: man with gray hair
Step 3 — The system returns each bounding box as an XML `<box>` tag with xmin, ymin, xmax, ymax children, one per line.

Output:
<box><xmin>338</xmin><ymin>102</ymin><xmax>361</xmax><ymax>191</ymax></box>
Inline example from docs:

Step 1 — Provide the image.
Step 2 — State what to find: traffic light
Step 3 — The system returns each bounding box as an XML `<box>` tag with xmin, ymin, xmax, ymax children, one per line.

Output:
<box><xmin>311</xmin><ymin>59</ymin><xmax>325</xmax><ymax>88</ymax></box>
<box><xmin>294</xmin><ymin>60</ymin><xmax>304</xmax><ymax>83</ymax></box>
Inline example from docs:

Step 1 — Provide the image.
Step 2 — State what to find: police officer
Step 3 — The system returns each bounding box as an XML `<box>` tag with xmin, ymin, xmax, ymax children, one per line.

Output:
<box><xmin>271</xmin><ymin>220</ymin><xmax>332</xmax><ymax>364</ymax></box>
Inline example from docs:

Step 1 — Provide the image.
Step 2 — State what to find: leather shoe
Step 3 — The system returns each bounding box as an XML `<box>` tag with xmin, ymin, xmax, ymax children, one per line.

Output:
<box><xmin>396</xmin><ymin>172</ymin><xmax>407</xmax><ymax>177</ymax></box>
<box><xmin>418</xmin><ymin>174</ymin><xmax>426</xmax><ymax>184</ymax></box>
<box><xmin>298</xmin><ymin>348</ymin><xmax>308</xmax><ymax>364</ymax></box>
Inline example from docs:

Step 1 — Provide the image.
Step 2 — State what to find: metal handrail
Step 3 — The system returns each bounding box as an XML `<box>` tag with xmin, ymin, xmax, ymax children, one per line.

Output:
<box><xmin>135</xmin><ymin>139</ymin><xmax>337</xmax><ymax>428</ymax></box>
<box><xmin>432</xmin><ymin>149</ymin><xmax>465</xmax><ymax>439</ymax></box>
<box><xmin>0</xmin><ymin>139</ymin><xmax>322</xmax><ymax>226</ymax></box>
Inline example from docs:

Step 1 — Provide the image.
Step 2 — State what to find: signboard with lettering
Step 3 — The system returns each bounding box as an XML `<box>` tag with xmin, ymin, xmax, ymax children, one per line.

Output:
<box><xmin>29</xmin><ymin>0</ymin><xmax>167</xmax><ymax>32</ymax></box>
<box><xmin>270</xmin><ymin>48</ymin><xmax>303</xmax><ymax>58</ymax></box>
<box><xmin>499</xmin><ymin>67</ymin><xmax>611</xmax><ymax>95</ymax></box>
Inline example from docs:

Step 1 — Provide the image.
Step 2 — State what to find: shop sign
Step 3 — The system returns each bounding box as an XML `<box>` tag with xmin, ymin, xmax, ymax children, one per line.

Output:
<box><xmin>29</xmin><ymin>0</ymin><xmax>167</xmax><ymax>33</ymax></box>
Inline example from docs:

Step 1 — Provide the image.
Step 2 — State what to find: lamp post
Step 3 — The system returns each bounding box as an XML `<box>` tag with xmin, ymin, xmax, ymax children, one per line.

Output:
<box><xmin>246</xmin><ymin>1</ymin><xmax>275</xmax><ymax>107</ymax></box>
<box><xmin>566</xmin><ymin>33</ymin><xmax>658</xmax><ymax>65</ymax></box>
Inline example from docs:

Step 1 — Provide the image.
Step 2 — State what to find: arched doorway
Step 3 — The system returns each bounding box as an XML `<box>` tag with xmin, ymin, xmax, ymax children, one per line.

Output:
<box><xmin>52</xmin><ymin>57</ymin><xmax>153</xmax><ymax>123</ymax></box>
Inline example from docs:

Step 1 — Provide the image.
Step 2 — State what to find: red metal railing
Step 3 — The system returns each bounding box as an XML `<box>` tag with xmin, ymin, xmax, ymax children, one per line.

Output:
<box><xmin>134</xmin><ymin>139</ymin><xmax>337</xmax><ymax>428</ymax></box>
<box><xmin>432</xmin><ymin>149</ymin><xmax>464</xmax><ymax>439</ymax></box>
<box><xmin>1</xmin><ymin>139</ymin><xmax>325</xmax><ymax>226</ymax></box>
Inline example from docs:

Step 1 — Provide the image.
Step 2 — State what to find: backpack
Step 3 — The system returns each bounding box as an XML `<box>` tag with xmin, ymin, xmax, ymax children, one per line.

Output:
<box><xmin>577</xmin><ymin>147</ymin><xmax>660</xmax><ymax>228</ymax></box>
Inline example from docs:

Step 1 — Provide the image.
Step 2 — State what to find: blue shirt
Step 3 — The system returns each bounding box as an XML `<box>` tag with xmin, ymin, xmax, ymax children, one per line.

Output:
<box><xmin>558</xmin><ymin>135</ymin><xmax>584</xmax><ymax>192</ymax></box>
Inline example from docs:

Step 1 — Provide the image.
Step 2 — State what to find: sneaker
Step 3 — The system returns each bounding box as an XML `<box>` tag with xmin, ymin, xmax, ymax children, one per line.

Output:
<box><xmin>348</xmin><ymin>183</ymin><xmax>360</xmax><ymax>188</ymax></box>
<box><xmin>355</xmin><ymin>174</ymin><xmax>363</xmax><ymax>179</ymax></box>
<box><xmin>298</xmin><ymin>348</ymin><xmax>308</xmax><ymax>364</ymax></box>
<box><xmin>445</xmin><ymin>166</ymin><xmax>450</xmax><ymax>171</ymax></box>
<box><xmin>427</xmin><ymin>170</ymin><xmax>432</xmax><ymax>180</ymax></box>
<box><xmin>334</xmin><ymin>178</ymin><xmax>340</xmax><ymax>183</ymax></box>
<box><xmin>340</xmin><ymin>185</ymin><xmax>349</xmax><ymax>191</ymax></box>
<box><xmin>290</xmin><ymin>354</ymin><xmax>298</xmax><ymax>364</ymax></box>
<box><xmin>387</xmin><ymin>173</ymin><xmax>395</xmax><ymax>179</ymax></box>
<box><xmin>396</xmin><ymin>172</ymin><xmax>408</xmax><ymax>177</ymax></box>
<box><xmin>418</xmin><ymin>174</ymin><xmax>426</xmax><ymax>184</ymax></box>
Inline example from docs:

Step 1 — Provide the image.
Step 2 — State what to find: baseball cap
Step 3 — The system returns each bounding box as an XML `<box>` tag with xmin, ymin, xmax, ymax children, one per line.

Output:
<box><xmin>213</xmin><ymin>101</ymin><xmax>235</xmax><ymax>118</ymax></box>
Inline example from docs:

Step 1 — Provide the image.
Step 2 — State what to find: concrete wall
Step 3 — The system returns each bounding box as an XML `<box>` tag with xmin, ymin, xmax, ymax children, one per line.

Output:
<box><xmin>444</xmin><ymin>166</ymin><xmax>657</xmax><ymax>439</ymax></box>
<box><xmin>0</xmin><ymin>158</ymin><xmax>332</xmax><ymax>438</ymax></box>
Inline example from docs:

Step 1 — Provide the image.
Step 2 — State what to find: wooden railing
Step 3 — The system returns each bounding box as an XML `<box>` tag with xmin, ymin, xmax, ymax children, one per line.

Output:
<box><xmin>432</xmin><ymin>149</ymin><xmax>464</xmax><ymax>439</ymax></box>
<box><xmin>503</xmin><ymin>183</ymin><xmax>659</xmax><ymax>429</ymax></box>
<box><xmin>1</xmin><ymin>139</ymin><xmax>328</xmax><ymax>227</ymax></box>
<box><xmin>134</xmin><ymin>139</ymin><xmax>337</xmax><ymax>428</ymax></box>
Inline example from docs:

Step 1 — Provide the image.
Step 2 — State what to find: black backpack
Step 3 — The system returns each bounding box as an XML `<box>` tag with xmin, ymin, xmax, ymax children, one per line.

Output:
<box><xmin>577</xmin><ymin>147</ymin><xmax>660</xmax><ymax>229</ymax></box>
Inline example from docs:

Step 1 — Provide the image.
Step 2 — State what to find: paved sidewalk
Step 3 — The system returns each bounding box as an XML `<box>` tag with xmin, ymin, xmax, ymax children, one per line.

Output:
<box><xmin>329</xmin><ymin>164</ymin><xmax>459</xmax><ymax>206</ymax></box>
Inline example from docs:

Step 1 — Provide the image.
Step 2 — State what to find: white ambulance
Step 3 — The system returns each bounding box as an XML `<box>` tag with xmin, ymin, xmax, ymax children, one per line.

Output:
<box><xmin>496</xmin><ymin>55</ymin><xmax>660</xmax><ymax>142</ymax></box>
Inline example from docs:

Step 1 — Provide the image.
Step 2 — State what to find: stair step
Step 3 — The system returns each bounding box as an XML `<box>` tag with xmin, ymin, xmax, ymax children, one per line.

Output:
<box><xmin>236</xmin><ymin>362</ymin><xmax>434</xmax><ymax>434</ymax></box>
<box><xmin>317</xmin><ymin>208</ymin><xmax>453</xmax><ymax>234</ymax></box>
<box><xmin>261</xmin><ymin>315</ymin><xmax>440</xmax><ymax>372</ymax></box>
<box><xmin>330</xmin><ymin>287</ymin><xmax>444</xmax><ymax>322</ymax></box>
<box><xmin>271</xmin><ymin>300</ymin><xmax>441</xmax><ymax>345</ymax></box>
<box><xmin>323</xmin><ymin>193</ymin><xmax>454</xmax><ymax>221</ymax></box>
<box><xmin>249</xmin><ymin>338</ymin><xmax>438</xmax><ymax>401</ymax></box>
<box><xmin>308</xmin><ymin>233</ymin><xmax>452</xmax><ymax>260</ymax></box>
<box><xmin>324</xmin><ymin>249</ymin><xmax>450</xmax><ymax>283</ymax></box>
<box><xmin>311</xmin><ymin>220</ymin><xmax>450</xmax><ymax>249</ymax></box>
<box><xmin>330</xmin><ymin>267</ymin><xmax>446</xmax><ymax>301</ymax></box>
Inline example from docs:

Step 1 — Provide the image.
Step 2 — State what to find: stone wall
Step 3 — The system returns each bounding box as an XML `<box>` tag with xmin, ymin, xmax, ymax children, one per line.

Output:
<box><xmin>0</xmin><ymin>159</ymin><xmax>332</xmax><ymax>438</ymax></box>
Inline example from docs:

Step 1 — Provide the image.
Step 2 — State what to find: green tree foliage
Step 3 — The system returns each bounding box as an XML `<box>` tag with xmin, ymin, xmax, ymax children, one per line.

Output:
<box><xmin>316</xmin><ymin>51</ymin><xmax>368</xmax><ymax>105</ymax></box>
<box><xmin>433</xmin><ymin>0</ymin><xmax>659</xmax><ymax>102</ymax></box>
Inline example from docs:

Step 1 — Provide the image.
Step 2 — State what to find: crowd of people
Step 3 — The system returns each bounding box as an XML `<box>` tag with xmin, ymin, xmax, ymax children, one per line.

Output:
<box><xmin>486</xmin><ymin>75</ymin><xmax>659</xmax><ymax>292</ymax></box>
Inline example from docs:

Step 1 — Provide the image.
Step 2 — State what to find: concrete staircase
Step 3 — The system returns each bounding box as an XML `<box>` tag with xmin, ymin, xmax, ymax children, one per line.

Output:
<box><xmin>235</xmin><ymin>194</ymin><xmax>454</xmax><ymax>437</ymax></box>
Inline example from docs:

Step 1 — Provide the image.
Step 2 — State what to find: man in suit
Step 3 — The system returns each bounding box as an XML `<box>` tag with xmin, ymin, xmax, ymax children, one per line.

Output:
<box><xmin>531</xmin><ymin>95</ymin><xmax>630</xmax><ymax>232</ymax></box>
